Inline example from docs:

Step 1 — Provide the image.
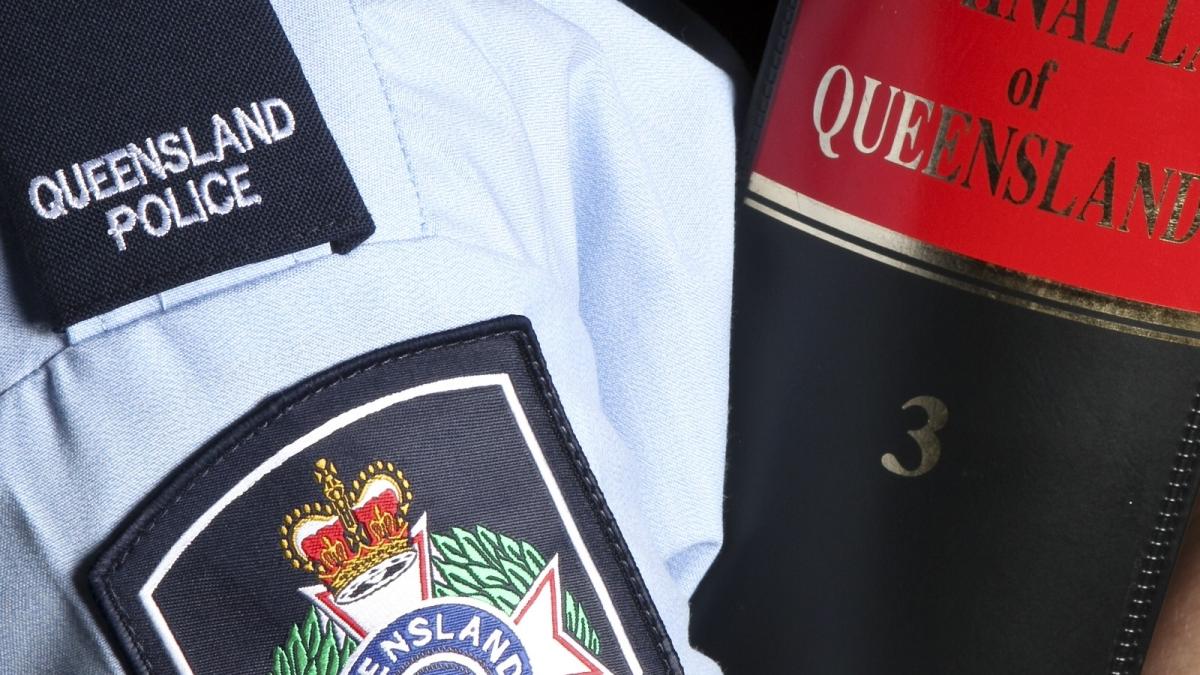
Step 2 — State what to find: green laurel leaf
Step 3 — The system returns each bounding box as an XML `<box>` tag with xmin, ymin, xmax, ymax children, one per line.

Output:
<box><xmin>499</xmin><ymin>558</ymin><xmax>534</xmax><ymax>589</ymax></box>
<box><xmin>288</xmin><ymin>624</ymin><xmax>307</xmax><ymax>674</ymax></box>
<box><xmin>302</xmin><ymin>610</ymin><xmax>320</xmax><ymax>653</ymax></box>
<box><xmin>431</xmin><ymin>524</ymin><xmax>602</xmax><ymax>656</ymax></box>
<box><xmin>269</xmin><ymin>607</ymin><xmax>358</xmax><ymax>675</ymax></box>
<box><xmin>564</xmin><ymin>590</ymin><xmax>602</xmax><ymax>655</ymax></box>
<box><xmin>312</xmin><ymin>629</ymin><xmax>339</xmax><ymax>675</ymax></box>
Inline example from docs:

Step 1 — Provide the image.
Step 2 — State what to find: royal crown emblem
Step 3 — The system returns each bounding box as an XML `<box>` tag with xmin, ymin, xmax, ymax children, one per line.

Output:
<box><xmin>273</xmin><ymin>456</ymin><xmax>613</xmax><ymax>675</ymax></box>
<box><xmin>279</xmin><ymin>458</ymin><xmax>415</xmax><ymax>602</ymax></box>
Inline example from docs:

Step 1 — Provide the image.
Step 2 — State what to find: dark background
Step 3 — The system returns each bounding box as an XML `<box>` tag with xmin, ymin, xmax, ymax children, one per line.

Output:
<box><xmin>624</xmin><ymin>0</ymin><xmax>777</xmax><ymax>77</ymax></box>
<box><xmin>681</xmin><ymin>1</ymin><xmax>778</xmax><ymax>74</ymax></box>
<box><xmin>691</xmin><ymin>189</ymin><xmax>1200</xmax><ymax>674</ymax></box>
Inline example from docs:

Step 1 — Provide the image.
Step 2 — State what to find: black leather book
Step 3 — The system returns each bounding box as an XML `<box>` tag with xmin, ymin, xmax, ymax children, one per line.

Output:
<box><xmin>693</xmin><ymin>2</ymin><xmax>1200</xmax><ymax>673</ymax></box>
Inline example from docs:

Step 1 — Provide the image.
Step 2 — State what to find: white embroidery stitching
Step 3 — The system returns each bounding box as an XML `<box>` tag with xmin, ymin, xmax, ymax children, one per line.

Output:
<box><xmin>30</xmin><ymin>98</ymin><xmax>294</xmax><ymax>252</ymax></box>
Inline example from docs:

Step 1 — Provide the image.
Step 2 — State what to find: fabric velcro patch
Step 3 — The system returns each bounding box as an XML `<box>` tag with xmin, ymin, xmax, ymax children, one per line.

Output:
<box><xmin>91</xmin><ymin>316</ymin><xmax>682</xmax><ymax>675</ymax></box>
<box><xmin>0</xmin><ymin>0</ymin><xmax>374</xmax><ymax>329</ymax></box>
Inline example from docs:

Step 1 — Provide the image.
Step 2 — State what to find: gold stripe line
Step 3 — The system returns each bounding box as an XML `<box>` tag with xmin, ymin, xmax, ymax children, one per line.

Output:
<box><xmin>748</xmin><ymin>172</ymin><xmax>1200</xmax><ymax>340</ymax></box>
<box><xmin>744</xmin><ymin>195</ymin><xmax>1200</xmax><ymax>347</ymax></box>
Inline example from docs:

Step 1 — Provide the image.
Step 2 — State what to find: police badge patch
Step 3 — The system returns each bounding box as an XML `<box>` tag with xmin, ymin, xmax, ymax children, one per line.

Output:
<box><xmin>92</xmin><ymin>317</ymin><xmax>680</xmax><ymax>675</ymax></box>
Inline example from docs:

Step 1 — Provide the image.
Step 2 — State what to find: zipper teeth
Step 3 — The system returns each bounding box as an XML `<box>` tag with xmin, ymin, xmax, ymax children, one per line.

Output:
<box><xmin>1109</xmin><ymin>390</ymin><xmax>1200</xmax><ymax>674</ymax></box>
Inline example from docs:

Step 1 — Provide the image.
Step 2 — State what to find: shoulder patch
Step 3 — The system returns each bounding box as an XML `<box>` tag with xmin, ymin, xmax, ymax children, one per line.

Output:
<box><xmin>0</xmin><ymin>0</ymin><xmax>374</xmax><ymax>329</ymax></box>
<box><xmin>91</xmin><ymin>317</ymin><xmax>681</xmax><ymax>675</ymax></box>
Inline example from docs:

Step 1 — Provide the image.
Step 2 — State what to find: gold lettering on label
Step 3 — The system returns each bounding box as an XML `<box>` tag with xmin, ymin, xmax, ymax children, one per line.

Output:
<box><xmin>882</xmin><ymin>396</ymin><xmax>949</xmax><ymax>478</ymax></box>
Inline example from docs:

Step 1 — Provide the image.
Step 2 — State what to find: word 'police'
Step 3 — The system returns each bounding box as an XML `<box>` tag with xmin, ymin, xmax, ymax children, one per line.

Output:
<box><xmin>27</xmin><ymin>98</ymin><xmax>295</xmax><ymax>252</ymax></box>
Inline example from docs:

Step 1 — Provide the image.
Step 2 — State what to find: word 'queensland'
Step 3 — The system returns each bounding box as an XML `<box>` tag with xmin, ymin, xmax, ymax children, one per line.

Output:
<box><xmin>811</xmin><ymin>65</ymin><xmax>1200</xmax><ymax>245</ymax></box>
<box><xmin>27</xmin><ymin>98</ymin><xmax>295</xmax><ymax>252</ymax></box>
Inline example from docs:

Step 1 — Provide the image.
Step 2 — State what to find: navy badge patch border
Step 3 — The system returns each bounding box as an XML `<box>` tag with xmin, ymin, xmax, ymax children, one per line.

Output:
<box><xmin>91</xmin><ymin>316</ymin><xmax>682</xmax><ymax>675</ymax></box>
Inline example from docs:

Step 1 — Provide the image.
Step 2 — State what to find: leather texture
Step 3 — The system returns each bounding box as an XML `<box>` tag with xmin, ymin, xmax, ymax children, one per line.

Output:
<box><xmin>691</xmin><ymin>2</ymin><xmax>1200</xmax><ymax>673</ymax></box>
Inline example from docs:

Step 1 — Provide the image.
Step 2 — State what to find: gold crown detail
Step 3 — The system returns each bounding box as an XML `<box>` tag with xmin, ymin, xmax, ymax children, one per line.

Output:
<box><xmin>279</xmin><ymin>458</ymin><xmax>413</xmax><ymax>596</ymax></box>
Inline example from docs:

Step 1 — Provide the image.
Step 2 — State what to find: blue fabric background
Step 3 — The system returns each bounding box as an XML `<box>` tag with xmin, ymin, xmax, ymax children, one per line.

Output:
<box><xmin>0</xmin><ymin>1</ymin><xmax>734</xmax><ymax>671</ymax></box>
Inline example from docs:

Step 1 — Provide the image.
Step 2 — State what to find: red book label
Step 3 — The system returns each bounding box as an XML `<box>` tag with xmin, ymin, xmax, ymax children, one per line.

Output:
<box><xmin>753</xmin><ymin>0</ymin><xmax>1200</xmax><ymax>326</ymax></box>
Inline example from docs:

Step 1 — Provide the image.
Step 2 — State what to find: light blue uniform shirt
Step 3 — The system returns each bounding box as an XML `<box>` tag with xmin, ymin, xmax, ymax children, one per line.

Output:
<box><xmin>0</xmin><ymin>0</ymin><xmax>734</xmax><ymax>671</ymax></box>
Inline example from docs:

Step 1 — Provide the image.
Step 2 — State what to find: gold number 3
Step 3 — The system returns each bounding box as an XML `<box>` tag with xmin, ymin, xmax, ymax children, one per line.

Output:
<box><xmin>882</xmin><ymin>395</ymin><xmax>949</xmax><ymax>478</ymax></box>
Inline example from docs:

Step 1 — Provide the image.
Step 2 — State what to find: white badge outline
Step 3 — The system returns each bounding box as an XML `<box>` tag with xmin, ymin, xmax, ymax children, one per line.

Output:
<box><xmin>137</xmin><ymin>373</ymin><xmax>644</xmax><ymax>675</ymax></box>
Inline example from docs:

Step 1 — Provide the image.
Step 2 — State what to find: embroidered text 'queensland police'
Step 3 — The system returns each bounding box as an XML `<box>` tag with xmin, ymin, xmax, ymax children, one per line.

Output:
<box><xmin>27</xmin><ymin>98</ymin><xmax>295</xmax><ymax>252</ymax></box>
